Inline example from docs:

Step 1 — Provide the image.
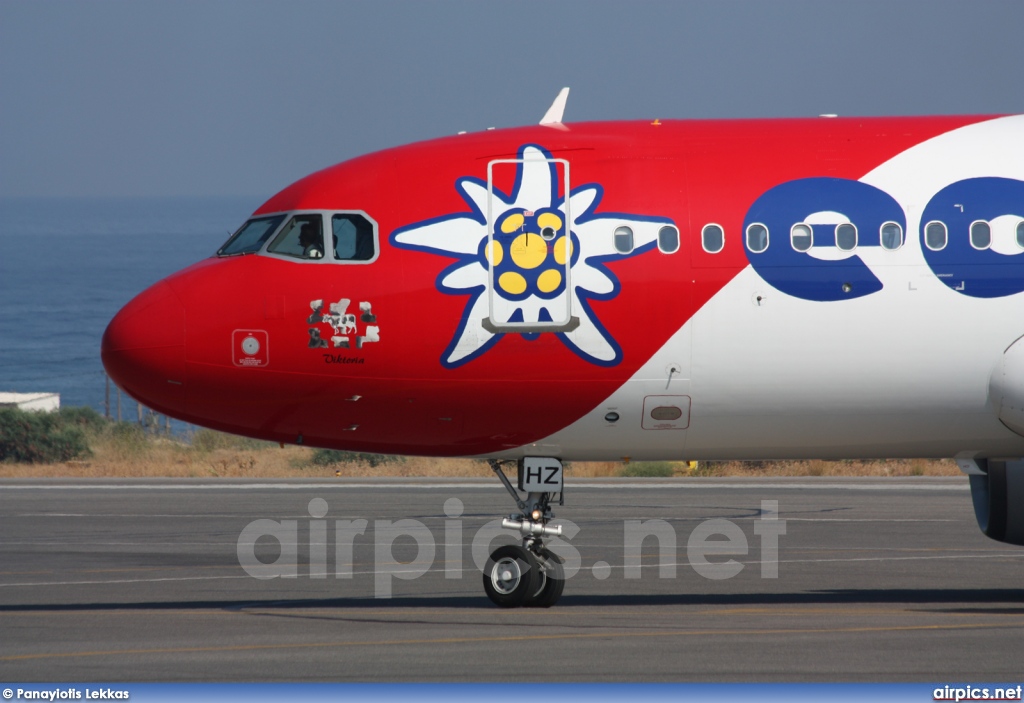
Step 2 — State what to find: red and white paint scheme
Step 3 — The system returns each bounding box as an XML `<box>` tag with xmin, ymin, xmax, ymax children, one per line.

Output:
<box><xmin>103</xmin><ymin>91</ymin><xmax>1024</xmax><ymax>606</ymax></box>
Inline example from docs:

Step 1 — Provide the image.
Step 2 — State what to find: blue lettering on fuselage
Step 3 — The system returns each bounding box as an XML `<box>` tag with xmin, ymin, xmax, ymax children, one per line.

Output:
<box><xmin>743</xmin><ymin>176</ymin><xmax>1024</xmax><ymax>301</ymax></box>
<box><xmin>743</xmin><ymin>178</ymin><xmax>905</xmax><ymax>301</ymax></box>
<box><xmin>920</xmin><ymin>177</ymin><xmax>1024</xmax><ymax>298</ymax></box>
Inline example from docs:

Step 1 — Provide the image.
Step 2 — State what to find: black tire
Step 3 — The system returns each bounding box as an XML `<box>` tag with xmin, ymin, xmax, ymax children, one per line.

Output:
<box><xmin>483</xmin><ymin>545</ymin><xmax>541</xmax><ymax>608</ymax></box>
<box><xmin>524</xmin><ymin>548</ymin><xmax>565</xmax><ymax>608</ymax></box>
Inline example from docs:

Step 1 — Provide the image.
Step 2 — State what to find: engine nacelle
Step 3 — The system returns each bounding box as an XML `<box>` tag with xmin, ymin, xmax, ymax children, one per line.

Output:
<box><xmin>989</xmin><ymin>336</ymin><xmax>1024</xmax><ymax>437</ymax></box>
<box><xmin>969</xmin><ymin>460</ymin><xmax>1024</xmax><ymax>546</ymax></box>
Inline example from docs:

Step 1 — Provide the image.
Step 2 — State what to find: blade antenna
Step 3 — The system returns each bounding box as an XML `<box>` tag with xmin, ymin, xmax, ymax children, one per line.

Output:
<box><xmin>539</xmin><ymin>87</ymin><xmax>570</xmax><ymax>125</ymax></box>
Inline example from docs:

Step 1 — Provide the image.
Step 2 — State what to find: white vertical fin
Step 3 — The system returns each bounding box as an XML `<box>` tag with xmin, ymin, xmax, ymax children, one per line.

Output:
<box><xmin>539</xmin><ymin>87</ymin><xmax>570</xmax><ymax>125</ymax></box>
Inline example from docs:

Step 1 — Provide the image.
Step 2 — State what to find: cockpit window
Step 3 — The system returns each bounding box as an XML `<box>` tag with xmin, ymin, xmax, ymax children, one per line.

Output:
<box><xmin>332</xmin><ymin>214</ymin><xmax>376</xmax><ymax>261</ymax></box>
<box><xmin>224</xmin><ymin>210</ymin><xmax>378</xmax><ymax>263</ymax></box>
<box><xmin>217</xmin><ymin>215</ymin><xmax>285</xmax><ymax>256</ymax></box>
<box><xmin>267</xmin><ymin>215</ymin><xmax>325</xmax><ymax>260</ymax></box>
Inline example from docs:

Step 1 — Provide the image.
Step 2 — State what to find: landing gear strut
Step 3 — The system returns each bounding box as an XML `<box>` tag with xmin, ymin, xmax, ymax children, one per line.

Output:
<box><xmin>483</xmin><ymin>458</ymin><xmax>566</xmax><ymax>608</ymax></box>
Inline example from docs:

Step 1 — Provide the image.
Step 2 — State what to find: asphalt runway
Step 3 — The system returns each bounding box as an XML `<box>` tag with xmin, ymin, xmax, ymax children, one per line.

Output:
<box><xmin>1</xmin><ymin>477</ymin><xmax>1022</xmax><ymax>682</ymax></box>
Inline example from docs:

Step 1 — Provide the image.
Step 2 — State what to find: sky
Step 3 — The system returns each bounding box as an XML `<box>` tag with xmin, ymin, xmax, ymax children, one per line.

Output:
<box><xmin>2</xmin><ymin>0</ymin><xmax>1024</xmax><ymax>199</ymax></box>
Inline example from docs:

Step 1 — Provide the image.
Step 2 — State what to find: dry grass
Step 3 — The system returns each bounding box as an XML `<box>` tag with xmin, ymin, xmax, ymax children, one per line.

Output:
<box><xmin>684</xmin><ymin>458</ymin><xmax>959</xmax><ymax>477</ymax></box>
<box><xmin>0</xmin><ymin>428</ymin><xmax>961</xmax><ymax>479</ymax></box>
<box><xmin>0</xmin><ymin>441</ymin><xmax>488</xmax><ymax>479</ymax></box>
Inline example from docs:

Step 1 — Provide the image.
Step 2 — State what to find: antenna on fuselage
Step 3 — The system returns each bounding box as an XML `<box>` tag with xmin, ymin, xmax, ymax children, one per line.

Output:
<box><xmin>539</xmin><ymin>87</ymin><xmax>570</xmax><ymax>126</ymax></box>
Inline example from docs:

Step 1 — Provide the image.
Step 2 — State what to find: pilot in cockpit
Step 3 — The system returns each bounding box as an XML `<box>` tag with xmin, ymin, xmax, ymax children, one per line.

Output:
<box><xmin>298</xmin><ymin>223</ymin><xmax>324</xmax><ymax>259</ymax></box>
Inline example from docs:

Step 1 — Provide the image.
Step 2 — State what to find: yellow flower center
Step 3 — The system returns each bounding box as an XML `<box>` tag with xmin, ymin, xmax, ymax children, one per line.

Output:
<box><xmin>510</xmin><ymin>233</ymin><xmax>547</xmax><ymax>270</ymax></box>
<box><xmin>498</xmin><ymin>271</ymin><xmax>527</xmax><ymax>295</ymax></box>
<box><xmin>486</xmin><ymin>241</ymin><xmax>504</xmax><ymax>266</ymax></box>
<box><xmin>553</xmin><ymin>236</ymin><xmax>573</xmax><ymax>265</ymax></box>
<box><xmin>537</xmin><ymin>269</ymin><xmax>562</xmax><ymax>293</ymax></box>
<box><xmin>500</xmin><ymin>213</ymin><xmax>525</xmax><ymax>234</ymax></box>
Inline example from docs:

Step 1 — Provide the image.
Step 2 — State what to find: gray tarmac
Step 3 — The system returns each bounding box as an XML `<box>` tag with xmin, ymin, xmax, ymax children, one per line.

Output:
<box><xmin>0</xmin><ymin>477</ymin><xmax>1022</xmax><ymax>682</ymax></box>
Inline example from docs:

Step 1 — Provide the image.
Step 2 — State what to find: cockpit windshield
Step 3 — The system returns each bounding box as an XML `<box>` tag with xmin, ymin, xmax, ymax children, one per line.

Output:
<box><xmin>217</xmin><ymin>211</ymin><xmax>378</xmax><ymax>263</ymax></box>
<box><xmin>217</xmin><ymin>215</ymin><xmax>286</xmax><ymax>256</ymax></box>
<box><xmin>332</xmin><ymin>214</ymin><xmax>375</xmax><ymax>260</ymax></box>
<box><xmin>267</xmin><ymin>215</ymin><xmax>325</xmax><ymax>260</ymax></box>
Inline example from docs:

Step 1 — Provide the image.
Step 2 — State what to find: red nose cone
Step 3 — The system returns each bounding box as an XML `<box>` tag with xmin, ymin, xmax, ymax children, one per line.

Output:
<box><xmin>101</xmin><ymin>280</ymin><xmax>186</xmax><ymax>417</ymax></box>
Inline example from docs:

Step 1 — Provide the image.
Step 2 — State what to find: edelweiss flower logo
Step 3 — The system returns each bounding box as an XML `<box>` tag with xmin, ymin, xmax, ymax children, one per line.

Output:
<box><xmin>391</xmin><ymin>144</ymin><xmax>674</xmax><ymax>368</ymax></box>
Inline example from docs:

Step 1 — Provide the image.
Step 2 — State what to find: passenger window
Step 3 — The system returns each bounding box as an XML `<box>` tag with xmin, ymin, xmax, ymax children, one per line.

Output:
<box><xmin>925</xmin><ymin>221</ymin><xmax>947</xmax><ymax>251</ymax></box>
<box><xmin>267</xmin><ymin>215</ymin><xmax>324</xmax><ymax>260</ymax></box>
<box><xmin>970</xmin><ymin>220</ymin><xmax>991</xmax><ymax>250</ymax></box>
<box><xmin>701</xmin><ymin>224</ymin><xmax>724</xmax><ymax>253</ymax></box>
<box><xmin>614</xmin><ymin>226</ymin><xmax>634</xmax><ymax>254</ymax></box>
<box><xmin>1017</xmin><ymin>221</ymin><xmax>1024</xmax><ymax>249</ymax></box>
<box><xmin>880</xmin><ymin>221</ymin><xmax>903</xmax><ymax>250</ymax></box>
<box><xmin>333</xmin><ymin>214</ymin><xmax>376</xmax><ymax>261</ymax></box>
<box><xmin>746</xmin><ymin>223</ymin><xmax>769</xmax><ymax>253</ymax></box>
<box><xmin>836</xmin><ymin>223</ymin><xmax>857</xmax><ymax>252</ymax></box>
<box><xmin>217</xmin><ymin>215</ymin><xmax>286</xmax><ymax>256</ymax></box>
<box><xmin>790</xmin><ymin>223</ymin><xmax>812</xmax><ymax>252</ymax></box>
<box><xmin>658</xmin><ymin>225</ymin><xmax>680</xmax><ymax>254</ymax></box>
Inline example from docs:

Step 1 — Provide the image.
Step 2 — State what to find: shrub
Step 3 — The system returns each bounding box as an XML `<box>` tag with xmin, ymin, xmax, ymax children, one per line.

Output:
<box><xmin>103</xmin><ymin>421</ymin><xmax>150</xmax><ymax>459</ymax></box>
<box><xmin>190</xmin><ymin>428</ymin><xmax>274</xmax><ymax>452</ymax></box>
<box><xmin>690</xmin><ymin>461</ymin><xmax>722</xmax><ymax>477</ymax></box>
<box><xmin>619</xmin><ymin>461</ymin><xmax>676</xmax><ymax>478</ymax></box>
<box><xmin>0</xmin><ymin>408</ymin><xmax>91</xmax><ymax>463</ymax></box>
<box><xmin>805</xmin><ymin>460</ymin><xmax>827</xmax><ymax>477</ymax></box>
<box><xmin>57</xmin><ymin>406</ymin><xmax>110</xmax><ymax>435</ymax></box>
<box><xmin>310</xmin><ymin>449</ymin><xmax>405</xmax><ymax>468</ymax></box>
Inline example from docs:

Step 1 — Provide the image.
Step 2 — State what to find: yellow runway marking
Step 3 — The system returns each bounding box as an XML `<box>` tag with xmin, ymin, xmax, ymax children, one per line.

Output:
<box><xmin>0</xmin><ymin>565</ymin><xmax>241</xmax><ymax>577</ymax></box>
<box><xmin>2</xmin><ymin>620</ymin><xmax>1022</xmax><ymax>662</ymax></box>
<box><xmin>236</xmin><ymin>605</ymin><xmax>1024</xmax><ymax>620</ymax></box>
<box><xmin>4</xmin><ymin>602</ymin><xmax>1023</xmax><ymax>620</ymax></box>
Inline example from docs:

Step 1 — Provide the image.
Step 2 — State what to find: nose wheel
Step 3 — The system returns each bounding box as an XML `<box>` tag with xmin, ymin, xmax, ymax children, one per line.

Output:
<box><xmin>483</xmin><ymin>459</ymin><xmax>566</xmax><ymax>608</ymax></box>
<box><xmin>483</xmin><ymin>545</ymin><xmax>540</xmax><ymax>608</ymax></box>
<box><xmin>524</xmin><ymin>547</ymin><xmax>565</xmax><ymax>608</ymax></box>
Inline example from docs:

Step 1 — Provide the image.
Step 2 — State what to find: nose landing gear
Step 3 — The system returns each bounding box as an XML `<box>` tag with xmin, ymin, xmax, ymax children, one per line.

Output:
<box><xmin>483</xmin><ymin>458</ymin><xmax>566</xmax><ymax>608</ymax></box>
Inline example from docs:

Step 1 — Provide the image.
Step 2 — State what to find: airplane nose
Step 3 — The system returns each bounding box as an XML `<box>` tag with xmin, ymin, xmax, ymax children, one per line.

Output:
<box><xmin>101</xmin><ymin>280</ymin><xmax>187</xmax><ymax>417</ymax></box>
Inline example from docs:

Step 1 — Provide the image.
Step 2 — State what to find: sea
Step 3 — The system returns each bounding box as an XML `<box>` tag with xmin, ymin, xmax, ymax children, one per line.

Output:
<box><xmin>0</xmin><ymin>196</ymin><xmax>264</xmax><ymax>429</ymax></box>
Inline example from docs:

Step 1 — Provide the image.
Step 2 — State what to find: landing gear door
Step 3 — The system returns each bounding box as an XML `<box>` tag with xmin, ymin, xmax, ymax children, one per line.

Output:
<box><xmin>484</xmin><ymin>157</ymin><xmax>578</xmax><ymax>334</ymax></box>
